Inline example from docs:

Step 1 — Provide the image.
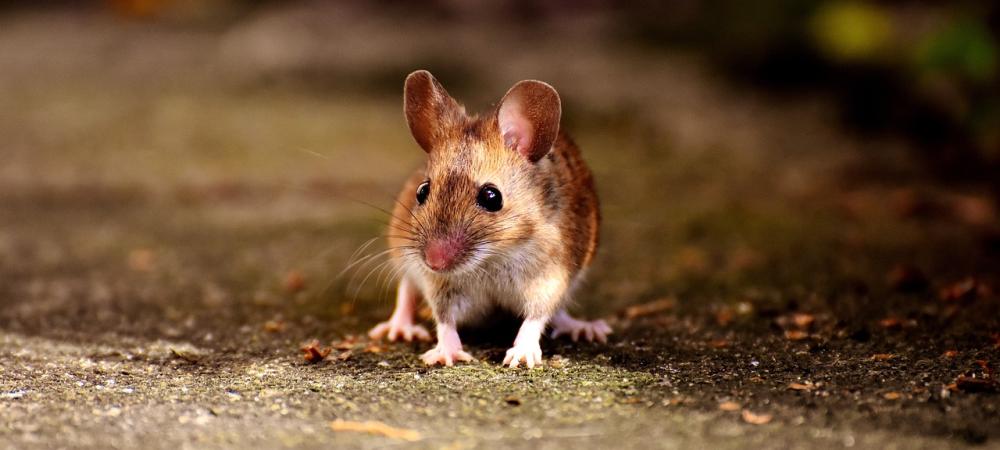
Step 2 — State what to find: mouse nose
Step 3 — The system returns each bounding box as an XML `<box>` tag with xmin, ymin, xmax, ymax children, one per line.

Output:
<box><xmin>424</xmin><ymin>236</ymin><xmax>464</xmax><ymax>272</ymax></box>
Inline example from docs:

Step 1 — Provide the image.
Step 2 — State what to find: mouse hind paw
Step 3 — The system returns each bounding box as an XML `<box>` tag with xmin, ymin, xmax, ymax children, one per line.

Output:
<box><xmin>549</xmin><ymin>312</ymin><xmax>612</xmax><ymax>343</ymax></box>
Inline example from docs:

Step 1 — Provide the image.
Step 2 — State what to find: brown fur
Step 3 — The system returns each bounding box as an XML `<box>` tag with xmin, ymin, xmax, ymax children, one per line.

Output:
<box><xmin>388</xmin><ymin>72</ymin><xmax>599</xmax><ymax>324</ymax></box>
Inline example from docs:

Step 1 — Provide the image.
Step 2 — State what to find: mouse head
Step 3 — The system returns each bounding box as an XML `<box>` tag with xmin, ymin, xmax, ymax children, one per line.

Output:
<box><xmin>400</xmin><ymin>70</ymin><xmax>562</xmax><ymax>275</ymax></box>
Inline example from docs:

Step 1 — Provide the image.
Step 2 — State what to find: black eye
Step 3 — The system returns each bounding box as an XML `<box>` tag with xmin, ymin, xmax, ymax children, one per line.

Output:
<box><xmin>476</xmin><ymin>184</ymin><xmax>503</xmax><ymax>212</ymax></box>
<box><xmin>416</xmin><ymin>181</ymin><xmax>430</xmax><ymax>205</ymax></box>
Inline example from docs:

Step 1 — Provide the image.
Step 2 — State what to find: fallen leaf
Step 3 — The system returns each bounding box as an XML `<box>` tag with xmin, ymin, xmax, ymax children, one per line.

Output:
<box><xmin>943</xmin><ymin>350</ymin><xmax>959</xmax><ymax>358</ymax></box>
<box><xmin>791</xmin><ymin>313</ymin><xmax>815</xmax><ymax>329</ymax></box>
<box><xmin>871</xmin><ymin>353</ymin><xmax>896</xmax><ymax>361</ymax></box>
<box><xmin>715</xmin><ymin>308</ymin><xmax>735</xmax><ymax>327</ymax></box>
<box><xmin>939</xmin><ymin>277</ymin><xmax>988</xmax><ymax>303</ymax></box>
<box><xmin>263</xmin><ymin>320</ymin><xmax>286</xmax><ymax>333</ymax></box>
<box><xmin>170</xmin><ymin>348</ymin><xmax>200</xmax><ymax>364</ymax></box>
<box><xmin>336</xmin><ymin>350</ymin><xmax>353</xmax><ymax>361</ymax></box>
<box><xmin>975</xmin><ymin>360</ymin><xmax>994</xmax><ymax>378</ymax></box>
<box><xmin>624</xmin><ymin>298</ymin><xmax>676</xmax><ymax>319</ymax></box>
<box><xmin>128</xmin><ymin>249</ymin><xmax>156</xmax><ymax>272</ymax></box>
<box><xmin>741</xmin><ymin>410</ymin><xmax>773</xmax><ymax>425</ymax></box>
<box><xmin>330</xmin><ymin>420</ymin><xmax>421</xmax><ymax>442</ymax></box>
<box><xmin>775</xmin><ymin>313</ymin><xmax>815</xmax><ymax>331</ymax></box>
<box><xmin>784</xmin><ymin>330</ymin><xmax>809</xmax><ymax>341</ymax></box>
<box><xmin>363</xmin><ymin>342</ymin><xmax>384</xmax><ymax>354</ymax></box>
<box><xmin>878</xmin><ymin>317</ymin><xmax>902</xmax><ymax>329</ymax></box>
<box><xmin>888</xmin><ymin>188</ymin><xmax>926</xmax><ymax>218</ymax></box>
<box><xmin>301</xmin><ymin>340</ymin><xmax>331</xmax><ymax>363</ymax></box>
<box><xmin>788</xmin><ymin>382</ymin><xmax>817</xmax><ymax>391</ymax></box>
<box><xmin>886</xmin><ymin>265</ymin><xmax>928</xmax><ymax>292</ymax></box>
<box><xmin>284</xmin><ymin>271</ymin><xmax>306</xmax><ymax>293</ymax></box>
<box><xmin>878</xmin><ymin>317</ymin><xmax>916</xmax><ymax>330</ymax></box>
<box><xmin>883</xmin><ymin>392</ymin><xmax>902</xmax><ymax>400</ymax></box>
<box><xmin>718</xmin><ymin>401</ymin><xmax>740</xmax><ymax>411</ymax></box>
<box><xmin>725</xmin><ymin>246</ymin><xmax>763</xmax><ymax>273</ymax></box>
<box><xmin>709</xmin><ymin>339</ymin><xmax>730</xmax><ymax>349</ymax></box>
<box><xmin>954</xmin><ymin>376</ymin><xmax>998</xmax><ymax>393</ymax></box>
<box><xmin>332</xmin><ymin>335</ymin><xmax>359</xmax><ymax>350</ymax></box>
<box><xmin>949</xmin><ymin>194</ymin><xmax>997</xmax><ymax>226</ymax></box>
<box><xmin>675</xmin><ymin>246</ymin><xmax>709</xmax><ymax>274</ymax></box>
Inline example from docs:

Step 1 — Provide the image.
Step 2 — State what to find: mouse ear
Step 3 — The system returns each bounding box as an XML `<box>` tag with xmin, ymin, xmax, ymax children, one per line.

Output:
<box><xmin>497</xmin><ymin>80</ymin><xmax>561</xmax><ymax>163</ymax></box>
<box><xmin>404</xmin><ymin>70</ymin><xmax>463</xmax><ymax>153</ymax></box>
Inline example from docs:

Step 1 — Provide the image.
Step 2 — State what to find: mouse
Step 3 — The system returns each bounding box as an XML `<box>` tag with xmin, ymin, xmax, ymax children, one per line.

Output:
<box><xmin>368</xmin><ymin>70</ymin><xmax>611</xmax><ymax>368</ymax></box>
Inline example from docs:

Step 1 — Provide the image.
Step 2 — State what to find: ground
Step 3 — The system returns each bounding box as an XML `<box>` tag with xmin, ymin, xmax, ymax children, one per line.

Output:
<box><xmin>1</xmin><ymin>4</ymin><xmax>999</xmax><ymax>449</ymax></box>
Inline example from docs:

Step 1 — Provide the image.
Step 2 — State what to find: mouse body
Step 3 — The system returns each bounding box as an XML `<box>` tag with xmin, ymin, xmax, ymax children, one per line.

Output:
<box><xmin>368</xmin><ymin>70</ymin><xmax>611</xmax><ymax>368</ymax></box>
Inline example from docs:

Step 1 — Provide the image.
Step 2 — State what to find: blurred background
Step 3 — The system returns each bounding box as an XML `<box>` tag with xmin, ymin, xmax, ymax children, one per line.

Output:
<box><xmin>2</xmin><ymin>0</ymin><xmax>999</xmax><ymax>343</ymax></box>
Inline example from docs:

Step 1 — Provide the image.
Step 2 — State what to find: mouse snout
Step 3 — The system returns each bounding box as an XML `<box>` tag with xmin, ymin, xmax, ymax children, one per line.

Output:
<box><xmin>423</xmin><ymin>235</ymin><xmax>466</xmax><ymax>272</ymax></box>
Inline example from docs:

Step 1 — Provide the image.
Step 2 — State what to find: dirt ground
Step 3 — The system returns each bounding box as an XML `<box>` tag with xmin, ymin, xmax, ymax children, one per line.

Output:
<box><xmin>2</xmin><ymin>4</ymin><xmax>999</xmax><ymax>449</ymax></box>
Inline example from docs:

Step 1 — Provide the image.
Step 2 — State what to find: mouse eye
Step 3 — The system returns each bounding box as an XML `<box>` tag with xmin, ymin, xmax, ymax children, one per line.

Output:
<box><xmin>476</xmin><ymin>184</ymin><xmax>503</xmax><ymax>212</ymax></box>
<box><xmin>416</xmin><ymin>181</ymin><xmax>430</xmax><ymax>205</ymax></box>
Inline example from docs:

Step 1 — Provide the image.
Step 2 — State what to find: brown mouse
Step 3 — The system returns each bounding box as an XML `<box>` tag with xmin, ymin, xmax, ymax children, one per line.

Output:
<box><xmin>368</xmin><ymin>70</ymin><xmax>610</xmax><ymax>368</ymax></box>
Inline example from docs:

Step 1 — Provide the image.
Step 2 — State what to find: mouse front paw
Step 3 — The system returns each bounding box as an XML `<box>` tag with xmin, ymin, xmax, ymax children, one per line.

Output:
<box><xmin>368</xmin><ymin>319</ymin><xmax>431</xmax><ymax>342</ymax></box>
<box><xmin>420</xmin><ymin>344</ymin><xmax>473</xmax><ymax>367</ymax></box>
<box><xmin>503</xmin><ymin>342</ymin><xmax>543</xmax><ymax>369</ymax></box>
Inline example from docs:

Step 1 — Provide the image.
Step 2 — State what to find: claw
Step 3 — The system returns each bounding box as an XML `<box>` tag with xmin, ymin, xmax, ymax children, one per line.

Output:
<box><xmin>368</xmin><ymin>320</ymin><xmax>431</xmax><ymax>343</ymax></box>
<box><xmin>421</xmin><ymin>346</ymin><xmax>473</xmax><ymax>366</ymax></box>
<box><xmin>503</xmin><ymin>343</ymin><xmax>543</xmax><ymax>369</ymax></box>
<box><xmin>549</xmin><ymin>313</ymin><xmax>612</xmax><ymax>344</ymax></box>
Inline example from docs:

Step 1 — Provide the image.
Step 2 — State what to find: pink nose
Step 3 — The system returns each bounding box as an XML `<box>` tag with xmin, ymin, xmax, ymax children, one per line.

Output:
<box><xmin>424</xmin><ymin>237</ymin><xmax>464</xmax><ymax>271</ymax></box>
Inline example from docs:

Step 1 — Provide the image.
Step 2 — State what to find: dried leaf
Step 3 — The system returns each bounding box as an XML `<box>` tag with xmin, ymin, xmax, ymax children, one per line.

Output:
<box><xmin>718</xmin><ymin>401</ymin><xmax>740</xmax><ymax>411</ymax></box>
<box><xmin>878</xmin><ymin>317</ymin><xmax>916</xmax><ymax>330</ymax></box>
<box><xmin>878</xmin><ymin>317</ymin><xmax>901</xmax><ymax>329</ymax></box>
<box><xmin>336</xmin><ymin>350</ymin><xmax>353</xmax><ymax>361</ymax></box>
<box><xmin>623</xmin><ymin>298</ymin><xmax>676</xmax><ymax>319</ymax></box>
<box><xmin>943</xmin><ymin>350</ymin><xmax>959</xmax><ymax>358</ymax></box>
<box><xmin>950</xmin><ymin>194</ymin><xmax>997</xmax><ymax>226</ymax></box>
<box><xmin>170</xmin><ymin>348</ymin><xmax>200</xmax><ymax>364</ymax></box>
<box><xmin>284</xmin><ymin>271</ymin><xmax>306</xmax><ymax>293</ymax></box>
<box><xmin>263</xmin><ymin>320</ymin><xmax>286</xmax><ymax>333</ymax></box>
<box><xmin>363</xmin><ymin>342</ymin><xmax>384</xmax><ymax>354</ymax></box>
<box><xmin>791</xmin><ymin>313</ymin><xmax>815</xmax><ymax>329</ymax></box>
<box><xmin>741</xmin><ymin>410</ymin><xmax>773</xmax><ymax>425</ymax></box>
<box><xmin>675</xmin><ymin>246</ymin><xmax>709</xmax><ymax>274</ymax></box>
<box><xmin>871</xmin><ymin>353</ymin><xmax>896</xmax><ymax>361</ymax></box>
<box><xmin>883</xmin><ymin>392</ymin><xmax>902</xmax><ymax>400</ymax></box>
<box><xmin>775</xmin><ymin>313</ymin><xmax>815</xmax><ymax>331</ymax></box>
<box><xmin>715</xmin><ymin>308</ymin><xmax>735</xmax><ymax>327</ymax></box>
<box><xmin>788</xmin><ymin>382</ymin><xmax>817</xmax><ymax>391</ymax></box>
<box><xmin>709</xmin><ymin>339</ymin><xmax>730</xmax><ymax>349</ymax></box>
<box><xmin>301</xmin><ymin>340</ymin><xmax>331</xmax><ymax>363</ymax></box>
<box><xmin>954</xmin><ymin>376</ymin><xmax>998</xmax><ymax>393</ymax></box>
<box><xmin>329</xmin><ymin>420</ymin><xmax>422</xmax><ymax>442</ymax></box>
<box><xmin>784</xmin><ymin>330</ymin><xmax>809</xmax><ymax>341</ymax></box>
<box><xmin>332</xmin><ymin>335</ymin><xmax>359</xmax><ymax>350</ymax></box>
<box><xmin>128</xmin><ymin>248</ymin><xmax>156</xmax><ymax>272</ymax></box>
<box><xmin>939</xmin><ymin>277</ymin><xmax>986</xmax><ymax>303</ymax></box>
<box><xmin>886</xmin><ymin>265</ymin><xmax>928</xmax><ymax>292</ymax></box>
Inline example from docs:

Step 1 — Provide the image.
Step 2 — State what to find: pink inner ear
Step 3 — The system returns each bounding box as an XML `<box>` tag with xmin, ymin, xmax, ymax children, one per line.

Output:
<box><xmin>499</xmin><ymin>106</ymin><xmax>534</xmax><ymax>157</ymax></box>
